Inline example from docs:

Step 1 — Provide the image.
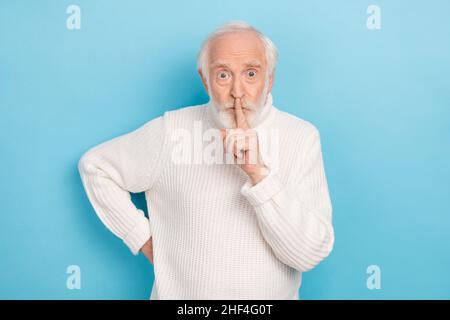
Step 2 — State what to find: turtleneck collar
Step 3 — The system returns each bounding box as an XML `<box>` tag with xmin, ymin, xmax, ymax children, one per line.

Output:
<box><xmin>205</xmin><ymin>92</ymin><xmax>277</xmax><ymax>131</ymax></box>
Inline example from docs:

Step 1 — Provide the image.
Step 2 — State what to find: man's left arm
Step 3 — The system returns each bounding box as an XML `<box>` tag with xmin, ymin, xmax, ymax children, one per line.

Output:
<box><xmin>241</xmin><ymin>127</ymin><xmax>335</xmax><ymax>272</ymax></box>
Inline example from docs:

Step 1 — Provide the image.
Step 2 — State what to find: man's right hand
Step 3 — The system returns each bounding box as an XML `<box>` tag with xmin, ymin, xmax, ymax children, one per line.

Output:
<box><xmin>140</xmin><ymin>237</ymin><xmax>153</xmax><ymax>264</ymax></box>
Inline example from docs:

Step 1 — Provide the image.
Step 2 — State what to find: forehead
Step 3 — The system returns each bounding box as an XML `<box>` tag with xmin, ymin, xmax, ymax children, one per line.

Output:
<box><xmin>208</xmin><ymin>31</ymin><xmax>266</xmax><ymax>68</ymax></box>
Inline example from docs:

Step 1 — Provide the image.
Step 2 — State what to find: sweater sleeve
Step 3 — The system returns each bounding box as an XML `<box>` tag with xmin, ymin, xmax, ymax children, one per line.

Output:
<box><xmin>240</xmin><ymin>126</ymin><xmax>334</xmax><ymax>272</ymax></box>
<box><xmin>78</xmin><ymin>116</ymin><xmax>167</xmax><ymax>255</ymax></box>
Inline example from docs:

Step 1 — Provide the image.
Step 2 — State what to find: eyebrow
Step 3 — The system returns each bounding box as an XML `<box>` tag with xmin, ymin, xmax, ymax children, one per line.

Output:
<box><xmin>210</xmin><ymin>60</ymin><xmax>262</xmax><ymax>70</ymax></box>
<box><xmin>210</xmin><ymin>62</ymin><xmax>231</xmax><ymax>69</ymax></box>
<box><xmin>243</xmin><ymin>60</ymin><xmax>262</xmax><ymax>68</ymax></box>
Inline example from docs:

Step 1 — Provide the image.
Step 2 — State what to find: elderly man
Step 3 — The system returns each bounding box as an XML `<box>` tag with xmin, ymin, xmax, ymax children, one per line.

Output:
<box><xmin>78</xmin><ymin>21</ymin><xmax>334</xmax><ymax>300</ymax></box>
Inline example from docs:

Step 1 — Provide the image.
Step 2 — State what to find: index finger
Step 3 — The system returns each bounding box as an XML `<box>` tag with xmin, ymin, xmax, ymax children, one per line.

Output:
<box><xmin>234</xmin><ymin>98</ymin><xmax>250</xmax><ymax>129</ymax></box>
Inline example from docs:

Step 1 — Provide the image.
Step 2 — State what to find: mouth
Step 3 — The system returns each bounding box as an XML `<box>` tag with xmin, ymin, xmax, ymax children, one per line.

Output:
<box><xmin>225</xmin><ymin>107</ymin><xmax>251</xmax><ymax>111</ymax></box>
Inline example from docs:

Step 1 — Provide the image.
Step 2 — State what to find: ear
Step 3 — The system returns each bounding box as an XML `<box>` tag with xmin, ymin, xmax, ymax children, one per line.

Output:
<box><xmin>198</xmin><ymin>69</ymin><xmax>209</xmax><ymax>95</ymax></box>
<box><xmin>268</xmin><ymin>71</ymin><xmax>275</xmax><ymax>93</ymax></box>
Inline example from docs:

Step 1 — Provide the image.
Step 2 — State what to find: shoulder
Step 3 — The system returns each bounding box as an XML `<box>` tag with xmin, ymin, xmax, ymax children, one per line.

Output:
<box><xmin>162</xmin><ymin>103</ymin><xmax>207</xmax><ymax>127</ymax></box>
<box><xmin>136</xmin><ymin>103</ymin><xmax>207</xmax><ymax>137</ymax></box>
<box><xmin>275</xmin><ymin>108</ymin><xmax>321</xmax><ymax>142</ymax></box>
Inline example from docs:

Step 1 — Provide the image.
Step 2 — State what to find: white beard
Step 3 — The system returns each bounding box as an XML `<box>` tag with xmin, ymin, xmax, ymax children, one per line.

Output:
<box><xmin>209</xmin><ymin>79</ymin><xmax>270</xmax><ymax>129</ymax></box>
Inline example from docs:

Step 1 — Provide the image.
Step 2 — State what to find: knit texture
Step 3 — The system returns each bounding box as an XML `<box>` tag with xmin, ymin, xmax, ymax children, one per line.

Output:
<box><xmin>78</xmin><ymin>93</ymin><xmax>334</xmax><ymax>300</ymax></box>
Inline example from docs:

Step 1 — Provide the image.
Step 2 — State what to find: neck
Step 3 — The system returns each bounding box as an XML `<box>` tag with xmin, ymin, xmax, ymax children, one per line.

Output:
<box><xmin>206</xmin><ymin>92</ymin><xmax>275</xmax><ymax>130</ymax></box>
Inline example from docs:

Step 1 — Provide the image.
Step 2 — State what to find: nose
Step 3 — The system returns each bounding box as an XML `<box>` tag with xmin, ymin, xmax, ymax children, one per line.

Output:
<box><xmin>230</xmin><ymin>77</ymin><xmax>244</xmax><ymax>100</ymax></box>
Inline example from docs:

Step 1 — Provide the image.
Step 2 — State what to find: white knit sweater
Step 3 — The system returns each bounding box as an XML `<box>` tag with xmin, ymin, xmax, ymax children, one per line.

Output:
<box><xmin>78</xmin><ymin>93</ymin><xmax>334</xmax><ymax>300</ymax></box>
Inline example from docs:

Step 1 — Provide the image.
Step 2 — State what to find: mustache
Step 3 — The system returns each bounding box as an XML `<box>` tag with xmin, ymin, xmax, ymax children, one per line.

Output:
<box><xmin>219</xmin><ymin>99</ymin><xmax>258</xmax><ymax>111</ymax></box>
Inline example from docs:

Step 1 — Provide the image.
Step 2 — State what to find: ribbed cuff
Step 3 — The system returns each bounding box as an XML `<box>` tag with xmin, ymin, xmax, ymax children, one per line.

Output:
<box><xmin>123</xmin><ymin>210</ymin><xmax>152</xmax><ymax>255</ymax></box>
<box><xmin>240</xmin><ymin>172</ymin><xmax>284</xmax><ymax>207</ymax></box>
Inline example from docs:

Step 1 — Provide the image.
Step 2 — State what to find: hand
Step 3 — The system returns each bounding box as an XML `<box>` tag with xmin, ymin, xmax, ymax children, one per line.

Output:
<box><xmin>221</xmin><ymin>98</ymin><xmax>270</xmax><ymax>185</ymax></box>
<box><xmin>140</xmin><ymin>237</ymin><xmax>153</xmax><ymax>264</ymax></box>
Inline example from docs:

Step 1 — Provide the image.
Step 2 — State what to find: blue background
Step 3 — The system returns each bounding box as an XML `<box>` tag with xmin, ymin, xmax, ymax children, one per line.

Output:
<box><xmin>1</xmin><ymin>0</ymin><xmax>449</xmax><ymax>299</ymax></box>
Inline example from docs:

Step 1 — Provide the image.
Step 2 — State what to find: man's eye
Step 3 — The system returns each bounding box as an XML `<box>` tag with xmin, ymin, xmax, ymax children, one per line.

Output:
<box><xmin>217</xmin><ymin>71</ymin><xmax>230</xmax><ymax>80</ymax></box>
<box><xmin>247</xmin><ymin>70</ymin><xmax>257</xmax><ymax>78</ymax></box>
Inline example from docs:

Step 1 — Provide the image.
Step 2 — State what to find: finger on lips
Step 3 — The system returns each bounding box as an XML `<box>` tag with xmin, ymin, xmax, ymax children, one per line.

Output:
<box><xmin>220</xmin><ymin>99</ymin><xmax>257</xmax><ymax>162</ymax></box>
<box><xmin>234</xmin><ymin>98</ymin><xmax>250</xmax><ymax>129</ymax></box>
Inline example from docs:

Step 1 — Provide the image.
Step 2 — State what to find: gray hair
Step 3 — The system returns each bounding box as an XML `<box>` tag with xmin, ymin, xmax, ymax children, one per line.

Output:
<box><xmin>196</xmin><ymin>21</ymin><xmax>278</xmax><ymax>80</ymax></box>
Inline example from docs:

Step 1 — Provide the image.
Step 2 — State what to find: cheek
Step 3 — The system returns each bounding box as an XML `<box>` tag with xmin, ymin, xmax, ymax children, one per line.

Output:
<box><xmin>211</xmin><ymin>82</ymin><xmax>230</xmax><ymax>101</ymax></box>
<box><xmin>246</xmin><ymin>81</ymin><xmax>265</xmax><ymax>99</ymax></box>
<box><xmin>247</xmin><ymin>74</ymin><xmax>265</xmax><ymax>90</ymax></box>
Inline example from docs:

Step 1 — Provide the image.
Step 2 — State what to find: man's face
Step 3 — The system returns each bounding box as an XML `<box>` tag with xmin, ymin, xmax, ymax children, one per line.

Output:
<box><xmin>202</xmin><ymin>31</ymin><xmax>273</xmax><ymax>128</ymax></box>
